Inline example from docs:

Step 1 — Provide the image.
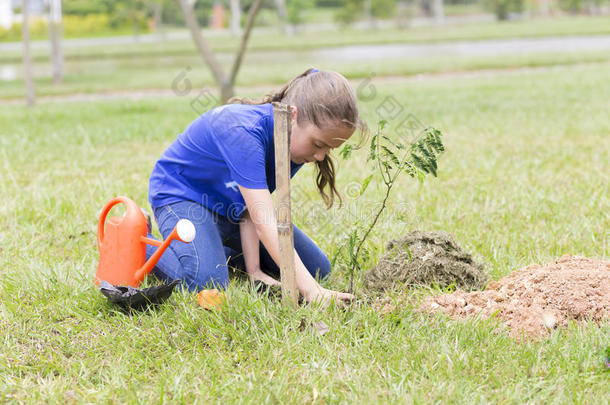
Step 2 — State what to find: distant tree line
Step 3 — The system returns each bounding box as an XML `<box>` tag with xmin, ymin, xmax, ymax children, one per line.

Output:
<box><xmin>3</xmin><ymin>0</ymin><xmax>608</xmax><ymax>42</ymax></box>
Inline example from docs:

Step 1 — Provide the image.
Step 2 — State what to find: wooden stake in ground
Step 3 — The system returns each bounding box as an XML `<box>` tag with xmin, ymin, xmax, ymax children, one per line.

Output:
<box><xmin>273</xmin><ymin>103</ymin><xmax>298</xmax><ymax>304</ymax></box>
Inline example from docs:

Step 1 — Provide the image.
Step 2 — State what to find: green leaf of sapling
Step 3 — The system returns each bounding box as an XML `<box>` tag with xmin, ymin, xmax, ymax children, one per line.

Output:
<box><xmin>368</xmin><ymin>135</ymin><xmax>378</xmax><ymax>162</ymax></box>
<box><xmin>360</xmin><ymin>174</ymin><xmax>373</xmax><ymax>196</ymax></box>
<box><xmin>340</xmin><ymin>143</ymin><xmax>353</xmax><ymax>160</ymax></box>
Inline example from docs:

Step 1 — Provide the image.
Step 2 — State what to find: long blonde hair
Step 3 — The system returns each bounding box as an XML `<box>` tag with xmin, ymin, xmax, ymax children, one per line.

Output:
<box><xmin>230</xmin><ymin>68</ymin><xmax>363</xmax><ymax>208</ymax></box>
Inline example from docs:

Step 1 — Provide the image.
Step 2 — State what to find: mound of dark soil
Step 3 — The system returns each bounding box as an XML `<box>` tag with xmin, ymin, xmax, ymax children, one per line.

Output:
<box><xmin>365</xmin><ymin>231</ymin><xmax>488</xmax><ymax>292</ymax></box>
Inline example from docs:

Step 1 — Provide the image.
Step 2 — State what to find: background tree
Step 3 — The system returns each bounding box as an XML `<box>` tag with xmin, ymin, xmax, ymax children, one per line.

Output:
<box><xmin>47</xmin><ymin>0</ymin><xmax>64</xmax><ymax>83</ymax></box>
<box><xmin>287</xmin><ymin>0</ymin><xmax>314</xmax><ymax>29</ymax></box>
<box><xmin>482</xmin><ymin>0</ymin><xmax>524</xmax><ymax>20</ymax></box>
<box><xmin>21</xmin><ymin>0</ymin><xmax>36</xmax><ymax>106</ymax></box>
<box><xmin>149</xmin><ymin>0</ymin><xmax>165</xmax><ymax>37</ymax></box>
<box><xmin>371</xmin><ymin>0</ymin><xmax>396</xmax><ymax>19</ymax></box>
<box><xmin>334</xmin><ymin>0</ymin><xmax>363</xmax><ymax>26</ymax></box>
<box><xmin>177</xmin><ymin>0</ymin><xmax>263</xmax><ymax>102</ymax></box>
<box><xmin>432</xmin><ymin>0</ymin><xmax>444</xmax><ymax>24</ymax></box>
<box><xmin>364</xmin><ymin>0</ymin><xmax>373</xmax><ymax>28</ymax></box>
<box><xmin>336</xmin><ymin>0</ymin><xmax>396</xmax><ymax>27</ymax></box>
<box><xmin>229</xmin><ymin>0</ymin><xmax>241</xmax><ymax>35</ymax></box>
<box><xmin>395</xmin><ymin>0</ymin><xmax>411</xmax><ymax>29</ymax></box>
<box><xmin>275</xmin><ymin>0</ymin><xmax>294</xmax><ymax>35</ymax></box>
<box><xmin>115</xmin><ymin>0</ymin><xmax>149</xmax><ymax>39</ymax></box>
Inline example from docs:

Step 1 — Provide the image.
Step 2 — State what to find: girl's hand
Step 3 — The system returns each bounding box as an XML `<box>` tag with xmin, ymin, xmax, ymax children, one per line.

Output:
<box><xmin>247</xmin><ymin>267</ymin><xmax>281</xmax><ymax>287</ymax></box>
<box><xmin>304</xmin><ymin>286</ymin><xmax>354</xmax><ymax>307</ymax></box>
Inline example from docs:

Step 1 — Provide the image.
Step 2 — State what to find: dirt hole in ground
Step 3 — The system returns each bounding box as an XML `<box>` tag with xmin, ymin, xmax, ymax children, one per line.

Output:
<box><xmin>420</xmin><ymin>255</ymin><xmax>610</xmax><ymax>339</ymax></box>
<box><xmin>365</xmin><ymin>230</ymin><xmax>489</xmax><ymax>292</ymax></box>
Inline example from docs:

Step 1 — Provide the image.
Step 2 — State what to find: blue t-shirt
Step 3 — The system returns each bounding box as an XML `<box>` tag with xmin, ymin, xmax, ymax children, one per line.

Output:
<box><xmin>149</xmin><ymin>103</ymin><xmax>303</xmax><ymax>222</ymax></box>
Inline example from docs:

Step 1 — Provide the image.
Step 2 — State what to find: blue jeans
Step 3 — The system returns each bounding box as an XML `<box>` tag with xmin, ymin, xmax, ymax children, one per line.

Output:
<box><xmin>145</xmin><ymin>200</ymin><xmax>331</xmax><ymax>291</ymax></box>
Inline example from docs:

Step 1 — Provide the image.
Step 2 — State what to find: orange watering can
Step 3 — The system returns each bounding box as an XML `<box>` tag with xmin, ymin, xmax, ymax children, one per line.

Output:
<box><xmin>95</xmin><ymin>196</ymin><xmax>196</xmax><ymax>287</ymax></box>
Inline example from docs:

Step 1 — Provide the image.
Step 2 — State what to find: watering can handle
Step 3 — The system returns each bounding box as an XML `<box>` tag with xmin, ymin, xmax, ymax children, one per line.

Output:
<box><xmin>97</xmin><ymin>196</ymin><xmax>136</xmax><ymax>252</ymax></box>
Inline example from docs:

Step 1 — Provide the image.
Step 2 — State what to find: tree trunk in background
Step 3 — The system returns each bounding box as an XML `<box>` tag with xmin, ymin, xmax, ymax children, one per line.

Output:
<box><xmin>48</xmin><ymin>0</ymin><xmax>64</xmax><ymax>83</ymax></box>
<box><xmin>132</xmin><ymin>12</ymin><xmax>140</xmax><ymax>40</ymax></box>
<box><xmin>421</xmin><ymin>0</ymin><xmax>433</xmax><ymax>17</ymax></box>
<box><xmin>396</xmin><ymin>0</ymin><xmax>409</xmax><ymax>30</ymax></box>
<box><xmin>177</xmin><ymin>0</ymin><xmax>231</xmax><ymax>100</ymax></box>
<box><xmin>153</xmin><ymin>1</ymin><xmax>165</xmax><ymax>38</ymax></box>
<box><xmin>538</xmin><ymin>0</ymin><xmax>550</xmax><ymax>16</ymax></box>
<box><xmin>229</xmin><ymin>0</ymin><xmax>262</xmax><ymax>84</ymax></box>
<box><xmin>364</xmin><ymin>0</ymin><xmax>375</xmax><ymax>30</ymax></box>
<box><xmin>177</xmin><ymin>0</ymin><xmax>262</xmax><ymax>102</ymax></box>
<box><xmin>230</xmin><ymin>0</ymin><xmax>241</xmax><ymax>36</ymax></box>
<box><xmin>584</xmin><ymin>0</ymin><xmax>601</xmax><ymax>15</ymax></box>
<box><xmin>22</xmin><ymin>0</ymin><xmax>35</xmax><ymax>106</ymax></box>
<box><xmin>274</xmin><ymin>0</ymin><xmax>293</xmax><ymax>35</ymax></box>
<box><xmin>432</xmin><ymin>0</ymin><xmax>444</xmax><ymax>25</ymax></box>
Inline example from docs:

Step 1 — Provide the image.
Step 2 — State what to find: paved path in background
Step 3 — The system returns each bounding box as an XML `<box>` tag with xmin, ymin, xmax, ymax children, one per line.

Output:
<box><xmin>311</xmin><ymin>35</ymin><xmax>610</xmax><ymax>61</ymax></box>
<box><xmin>3</xmin><ymin>61</ymin><xmax>608</xmax><ymax>106</ymax></box>
<box><xmin>2</xmin><ymin>30</ymin><xmax>610</xmax><ymax>61</ymax></box>
<box><xmin>2</xmin><ymin>33</ymin><xmax>610</xmax><ymax>81</ymax></box>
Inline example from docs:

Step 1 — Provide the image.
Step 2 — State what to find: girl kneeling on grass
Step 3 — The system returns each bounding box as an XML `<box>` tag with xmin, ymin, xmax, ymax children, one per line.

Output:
<box><xmin>146</xmin><ymin>68</ymin><xmax>363</xmax><ymax>305</ymax></box>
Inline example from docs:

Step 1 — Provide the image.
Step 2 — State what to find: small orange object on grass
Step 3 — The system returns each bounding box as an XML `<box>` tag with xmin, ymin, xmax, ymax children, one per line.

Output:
<box><xmin>197</xmin><ymin>289</ymin><xmax>225</xmax><ymax>310</ymax></box>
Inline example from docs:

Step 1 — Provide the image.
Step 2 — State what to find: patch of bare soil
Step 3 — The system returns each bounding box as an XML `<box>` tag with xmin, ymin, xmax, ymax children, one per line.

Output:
<box><xmin>420</xmin><ymin>255</ymin><xmax>610</xmax><ymax>339</ymax></box>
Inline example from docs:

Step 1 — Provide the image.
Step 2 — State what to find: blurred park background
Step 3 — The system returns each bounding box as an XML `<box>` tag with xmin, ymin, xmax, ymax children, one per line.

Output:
<box><xmin>1</xmin><ymin>0</ymin><xmax>610</xmax><ymax>103</ymax></box>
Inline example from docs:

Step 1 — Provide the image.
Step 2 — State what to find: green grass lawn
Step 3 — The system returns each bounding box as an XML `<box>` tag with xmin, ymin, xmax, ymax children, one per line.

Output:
<box><xmin>0</xmin><ymin>63</ymin><xmax>608</xmax><ymax>402</ymax></box>
<box><xmin>2</xmin><ymin>49</ymin><xmax>610</xmax><ymax>100</ymax></box>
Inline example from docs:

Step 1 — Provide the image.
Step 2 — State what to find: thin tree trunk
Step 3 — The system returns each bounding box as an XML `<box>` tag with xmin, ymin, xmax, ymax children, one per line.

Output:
<box><xmin>48</xmin><ymin>0</ymin><xmax>63</xmax><ymax>83</ymax></box>
<box><xmin>364</xmin><ymin>0</ymin><xmax>375</xmax><ymax>30</ymax></box>
<box><xmin>396</xmin><ymin>0</ymin><xmax>409</xmax><ymax>30</ymax></box>
<box><xmin>229</xmin><ymin>0</ymin><xmax>262</xmax><ymax>84</ymax></box>
<box><xmin>538</xmin><ymin>0</ymin><xmax>549</xmax><ymax>16</ymax></box>
<box><xmin>153</xmin><ymin>1</ymin><xmax>165</xmax><ymax>38</ymax></box>
<box><xmin>132</xmin><ymin>11</ymin><xmax>140</xmax><ymax>41</ymax></box>
<box><xmin>433</xmin><ymin>0</ymin><xmax>444</xmax><ymax>25</ymax></box>
<box><xmin>22</xmin><ymin>0</ymin><xmax>35</xmax><ymax>106</ymax></box>
<box><xmin>177</xmin><ymin>0</ymin><xmax>231</xmax><ymax>100</ymax></box>
<box><xmin>421</xmin><ymin>0</ymin><xmax>433</xmax><ymax>17</ymax></box>
<box><xmin>229</xmin><ymin>0</ymin><xmax>241</xmax><ymax>36</ymax></box>
<box><xmin>177</xmin><ymin>0</ymin><xmax>263</xmax><ymax>103</ymax></box>
<box><xmin>274</xmin><ymin>0</ymin><xmax>293</xmax><ymax>35</ymax></box>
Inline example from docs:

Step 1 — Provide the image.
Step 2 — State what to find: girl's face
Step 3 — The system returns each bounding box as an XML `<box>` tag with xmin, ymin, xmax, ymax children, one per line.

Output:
<box><xmin>289</xmin><ymin>108</ymin><xmax>354</xmax><ymax>165</ymax></box>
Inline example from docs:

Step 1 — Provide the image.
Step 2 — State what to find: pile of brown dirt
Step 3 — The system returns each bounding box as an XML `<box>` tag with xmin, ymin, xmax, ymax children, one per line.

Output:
<box><xmin>420</xmin><ymin>255</ymin><xmax>610</xmax><ymax>339</ymax></box>
<box><xmin>365</xmin><ymin>231</ymin><xmax>488</xmax><ymax>292</ymax></box>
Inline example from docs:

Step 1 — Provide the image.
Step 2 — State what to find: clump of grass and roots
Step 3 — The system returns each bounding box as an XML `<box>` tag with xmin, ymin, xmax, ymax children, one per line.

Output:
<box><xmin>364</xmin><ymin>230</ymin><xmax>489</xmax><ymax>293</ymax></box>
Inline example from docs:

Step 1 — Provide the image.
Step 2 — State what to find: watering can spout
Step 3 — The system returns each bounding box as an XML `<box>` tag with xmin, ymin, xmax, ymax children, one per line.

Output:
<box><xmin>96</xmin><ymin>196</ymin><xmax>196</xmax><ymax>287</ymax></box>
<box><xmin>134</xmin><ymin>219</ymin><xmax>196</xmax><ymax>281</ymax></box>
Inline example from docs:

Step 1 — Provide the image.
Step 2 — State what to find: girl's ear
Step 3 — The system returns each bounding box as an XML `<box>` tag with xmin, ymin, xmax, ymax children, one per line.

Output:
<box><xmin>290</xmin><ymin>105</ymin><xmax>298</xmax><ymax>122</ymax></box>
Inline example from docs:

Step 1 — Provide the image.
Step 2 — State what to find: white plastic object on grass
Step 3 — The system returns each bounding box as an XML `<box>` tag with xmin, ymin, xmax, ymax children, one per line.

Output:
<box><xmin>176</xmin><ymin>219</ymin><xmax>196</xmax><ymax>243</ymax></box>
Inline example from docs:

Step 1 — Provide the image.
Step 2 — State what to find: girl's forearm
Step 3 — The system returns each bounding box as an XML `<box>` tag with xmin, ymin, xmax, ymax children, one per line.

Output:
<box><xmin>239</xmin><ymin>187</ymin><xmax>322</xmax><ymax>298</ymax></box>
<box><xmin>292</xmin><ymin>249</ymin><xmax>323</xmax><ymax>301</ymax></box>
<box><xmin>255</xmin><ymin>215</ymin><xmax>320</xmax><ymax>298</ymax></box>
<box><xmin>239</xmin><ymin>211</ymin><xmax>261</xmax><ymax>273</ymax></box>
